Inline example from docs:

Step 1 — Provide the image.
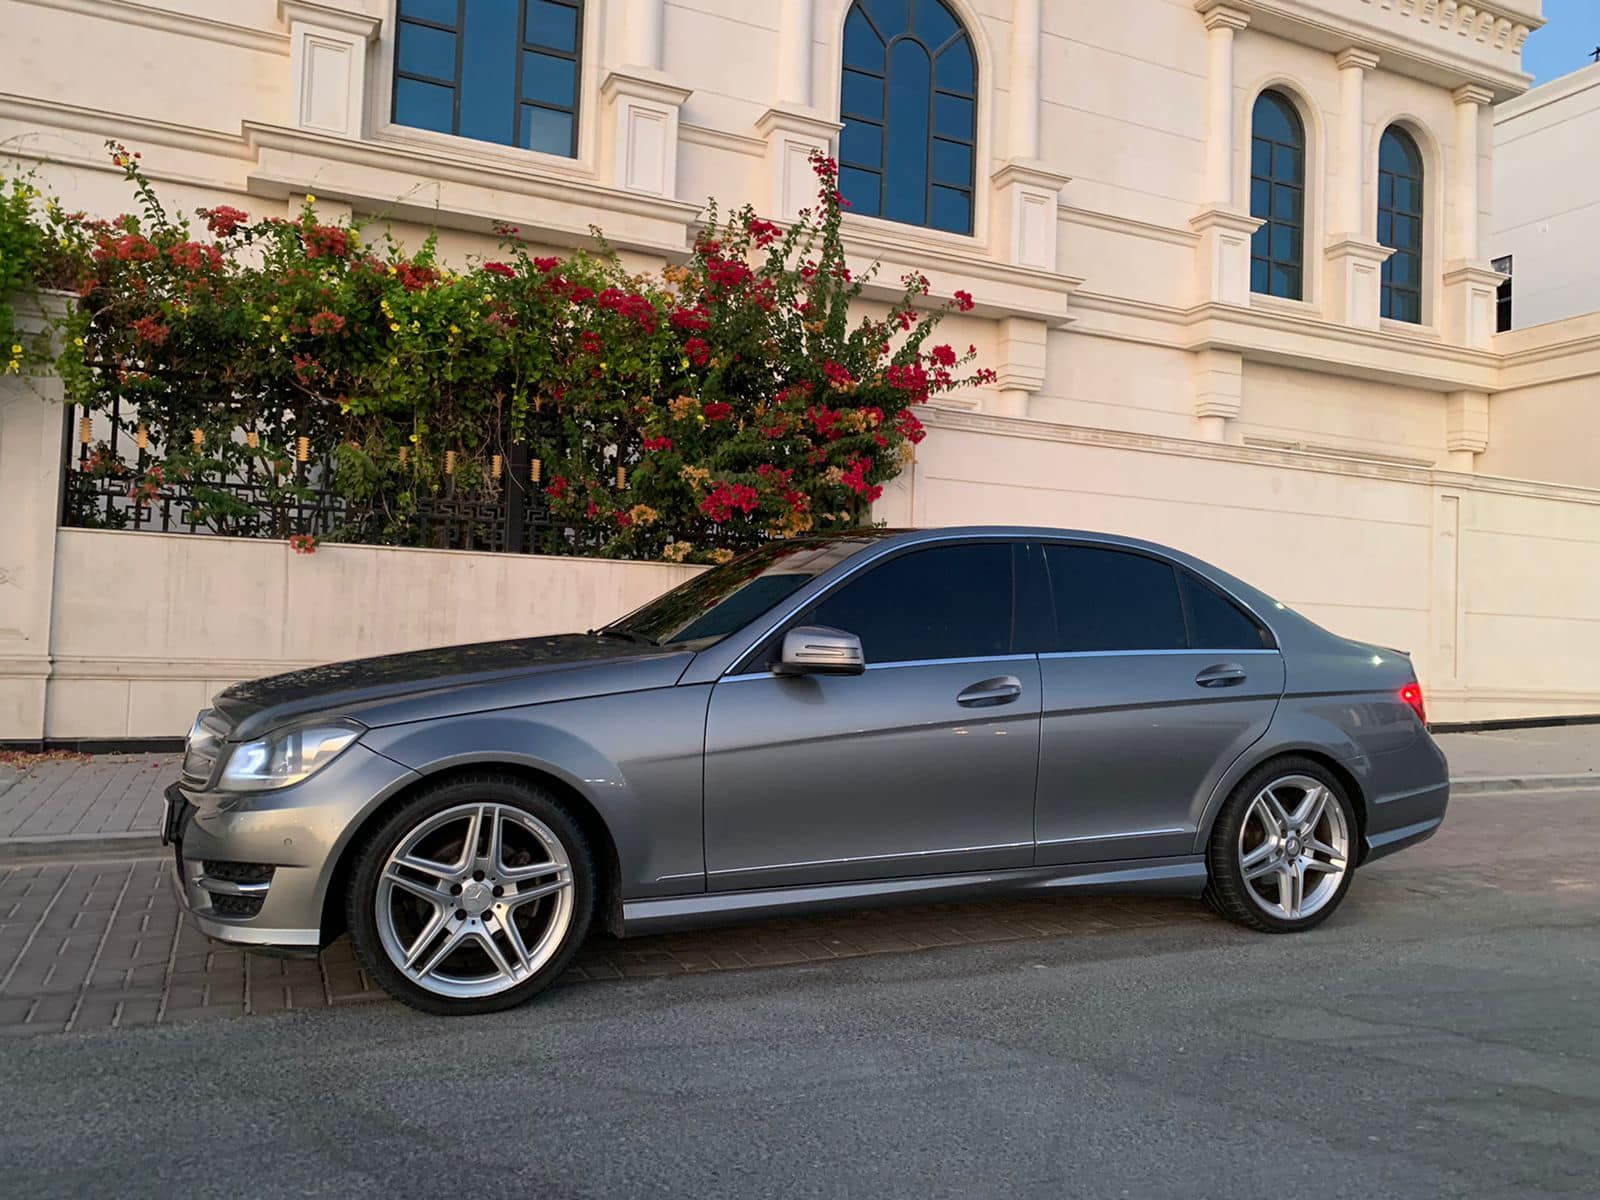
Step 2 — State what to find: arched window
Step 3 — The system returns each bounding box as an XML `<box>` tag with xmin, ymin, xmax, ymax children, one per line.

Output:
<box><xmin>1378</xmin><ymin>126</ymin><xmax>1424</xmax><ymax>324</ymax></box>
<box><xmin>838</xmin><ymin>0</ymin><xmax>977</xmax><ymax>234</ymax></box>
<box><xmin>1249</xmin><ymin>90</ymin><xmax>1306</xmax><ymax>300</ymax></box>
<box><xmin>393</xmin><ymin>0</ymin><xmax>583</xmax><ymax>158</ymax></box>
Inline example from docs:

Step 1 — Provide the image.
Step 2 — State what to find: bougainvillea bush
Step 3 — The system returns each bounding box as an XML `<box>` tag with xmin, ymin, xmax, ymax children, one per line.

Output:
<box><xmin>5</xmin><ymin>142</ymin><xmax>992</xmax><ymax>562</ymax></box>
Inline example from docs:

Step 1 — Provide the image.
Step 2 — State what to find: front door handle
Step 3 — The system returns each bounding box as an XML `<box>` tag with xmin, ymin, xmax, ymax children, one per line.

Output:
<box><xmin>957</xmin><ymin>676</ymin><xmax>1024</xmax><ymax>707</ymax></box>
<box><xmin>1195</xmin><ymin>663</ymin><xmax>1247</xmax><ymax>688</ymax></box>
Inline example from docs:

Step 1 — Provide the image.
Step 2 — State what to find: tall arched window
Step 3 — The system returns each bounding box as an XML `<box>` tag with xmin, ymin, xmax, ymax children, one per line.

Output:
<box><xmin>838</xmin><ymin>0</ymin><xmax>977</xmax><ymax>234</ymax></box>
<box><xmin>393</xmin><ymin>0</ymin><xmax>583</xmax><ymax>158</ymax></box>
<box><xmin>1249</xmin><ymin>90</ymin><xmax>1306</xmax><ymax>300</ymax></box>
<box><xmin>1378</xmin><ymin>126</ymin><xmax>1424</xmax><ymax>324</ymax></box>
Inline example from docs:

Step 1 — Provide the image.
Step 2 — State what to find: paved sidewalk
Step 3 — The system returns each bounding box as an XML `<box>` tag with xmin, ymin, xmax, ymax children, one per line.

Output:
<box><xmin>0</xmin><ymin>724</ymin><xmax>1594</xmax><ymax>854</ymax></box>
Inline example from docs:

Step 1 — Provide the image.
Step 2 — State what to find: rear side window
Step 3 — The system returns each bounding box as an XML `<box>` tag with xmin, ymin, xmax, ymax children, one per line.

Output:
<box><xmin>1181</xmin><ymin>571</ymin><xmax>1273</xmax><ymax>649</ymax></box>
<box><xmin>802</xmin><ymin>543</ymin><xmax>1015</xmax><ymax>664</ymax></box>
<box><xmin>1043</xmin><ymin>545</ymin><xmax>1186</xmax><ymax>652</ymax></box>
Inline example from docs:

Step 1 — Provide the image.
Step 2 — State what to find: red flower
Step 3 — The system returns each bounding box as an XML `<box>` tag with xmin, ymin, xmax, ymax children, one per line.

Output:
<box><xmin>683</xmin><ymin>337</ymin><xmax>711</xmax><ymax>367</ymax></box>
<box><xmin>703</xmin><ymin>401</ymin><xmax>732</xmax><ymax>422</ymax></box>
<box><xmin>642</xmin><ymin>435</ymin><xmax>674</xmax><ymax>452</ymax></box>
<box><xmin>570</xmin><ymin>286</ymin><xmax>595</xmax><ymax>304</ymax></box>
<box><xmin>822</xmin><ymin>360</ymin><xmax>855</xmax><ymax>389</ymax></box>
<box><xmin>198</xmin><ymin>205</ymin><xmax>249</xmax><ymax>237</ymax></box>
<box><xmin>482</xmin><ymin>261</ymin><xmax>516</xmax><ymax>278</ymax></box>
<box><xmin>533</xmin><ymin>256</ymin><xmax>559</xmax><ymax>273</ymax></box>
<box><xmin>929</xmin><ymin>344</ymin><xmax>957</xmax><ymax>368</ymax></box>
<box><xmin>167</xmin><ymin>242</ymin><xmax>223</xmax><ymax>272</ymax></box>
<box><xmin>669</xmin><ymin>305</ymin><xmax>711</xmax><ymax>333</ymax></box>
<box><xmin>394</xmin><ymin>262</ymin><xmax>440</xmax><ymax>292</ymax></box>
<box><xmin>705</xmin><ymin>257</ymin><xmax>755</xmax><ymax>293</ymax></box>
<box><xmin>292</xmin><ymin>353</ymin><xmax>320</xmax><ymax>385</ymax></box>
<box><xmin>130</xmin><ymin>315</ymin><xmax>169</xmax><ymax>346</ymax></box>
<box><xmin>309</xmin><ymin>310</ymin><xmax>345</xmax><ymax>336</ymax></box>
<box><xmin>580</xmin><ymin>330</ymin><xmax>603</xmax><ymax>355</ymax></box>
<box><xmin>586</xmin><ymin>500</ymin><xmax>600</xmax><ymax>520</ymax></box>
<box><xmin>841</xmin><ymin>456</ymin><xmax>883</xmax><ymax>503</ymax></box>
<box><xmin>288</xmin><ymin>533</ymin><xmax>318</xmax><ymax>555</ymax></box>
<box><xmin>973</xmin><ymin>367</ymin><xmax>997</xmax><ymax>385</ymax></box>
<box><xmin>746</xmin><ymin>217</ymin><xmax>781</xmax><ymax>248</ymax></box>
<box><xmin>895</xmin><ymin>408</ymin><xmax>927</xmax><ymax>445</ymax></box>
<box><xmin>701</xmin><ymin>482</ymin><xmax>760</xmax><ymax>522</ymax></box>
<box><xmin>886</xmin><ymin>362</ymin><xmax>930</xmax><ymax>403</ymax></box>
<box><xmin>304</xmin><ymin>224</ymin><xmax>353</xmax><ymax>260</ymax></box>
<box><xmin>547</xmin><ymin>475</ymin><xmax>569</xmax><ymax>500</ymax></box>
<box><xmin>807</xmin><ymin>406</ymin><xmax>843</xmax><ymax>440</ymax></box>
<box><xmin>616</xmin><ymin>510</ymin><xmax>634</xmax><ymax>528</ymax></box>
<box><xmin>953</xmin><ymin>289</ymin><xmax>975</xmax><ymax>312</ymax></box>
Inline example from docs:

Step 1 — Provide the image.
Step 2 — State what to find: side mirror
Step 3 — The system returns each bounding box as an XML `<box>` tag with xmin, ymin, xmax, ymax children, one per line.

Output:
<box><xmin>773</xmin><ymin>625</ymin><xmax>865</xmax><ymax>676</ymax></box>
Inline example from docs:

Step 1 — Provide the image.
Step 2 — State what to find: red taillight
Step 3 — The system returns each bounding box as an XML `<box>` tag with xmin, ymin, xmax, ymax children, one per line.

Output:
<box><xmin>1399</xmin><ymin>682</ymin><xmax>1427</xmax><ymax>725</ymax></box>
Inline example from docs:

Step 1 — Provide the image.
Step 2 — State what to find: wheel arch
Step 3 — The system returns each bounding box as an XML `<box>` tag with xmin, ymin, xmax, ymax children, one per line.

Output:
<box><xmin>1197</xmin><ymin>745</ymin><xmax>1369</xmax><ymax>863</ymax></box>
<box><xmin>319</xmin><ymin>759</ymin><xmax>627</xmax><ymax>946</ymax></box>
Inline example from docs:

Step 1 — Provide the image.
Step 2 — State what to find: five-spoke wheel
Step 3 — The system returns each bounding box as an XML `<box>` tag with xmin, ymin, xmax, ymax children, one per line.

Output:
<box><xmin>1206</xmin><ymin>758</ymin><xmax>1357</xmax><ymax>933</ymax></box>
<box><xmin>349</xmin><ymin>777</ymin><xmax>594</xmax><ymax>1015</ymax></box>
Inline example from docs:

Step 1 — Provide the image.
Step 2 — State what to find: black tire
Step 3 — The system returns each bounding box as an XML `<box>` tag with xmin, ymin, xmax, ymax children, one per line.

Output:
<box><xmin>346</xmin><ymin>773</ymin><xmax>595</xmax><ymax>1016</ymax></box>
<box><xmin>1203</xmin><ymin>756</ymin><xmax>1357</xmax><ymax>934</ymax></box>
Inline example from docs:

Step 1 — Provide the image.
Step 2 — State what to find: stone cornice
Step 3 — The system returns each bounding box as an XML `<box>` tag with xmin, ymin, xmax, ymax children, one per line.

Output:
<box><xmin>1195</xmin><ymin>2</ymin><xmax>1252</xmax><ymax>32</ymax></box>
<box><xmin>600</xmin><ymin>70</ymin><xmax>694</xmax><ymax>109</ymax></box>
<box><xmin>11</xmin><ymin>0</ymin><xmax>289</xmax><ymax>54</ymax></box>
<box><xmin>1335</xmin><ymin>47</ymin><xmax>1381</xmax><ymax>72</ymax></box>
<box><xmin>1451</xmin><ymin>83</ymin><xmax>1497</xmax><ymax>107</ymax></box>
<box><xmin>990</xmin><ymin>160</ymin><xmax>1073</xmax><ymax>193</ymax></box>
<box><xmin>276</xmin><ymin>0</ymin><xmax>381</xmax><ymax>40</ymax></box>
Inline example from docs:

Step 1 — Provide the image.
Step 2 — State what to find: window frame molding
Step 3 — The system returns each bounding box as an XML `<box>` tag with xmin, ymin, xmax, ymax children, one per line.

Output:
<box><xmin>820</xmin><ymin>0</ymin><xmax>993</xmax><ymax>249</ymax></box>
<box><xmin>371</xmin><ymin>0</ymin><xmax>603</xmax><ymax>179</ymax></box>
<box><xmin>1369</xmin><ymin>110</ymin><xmax>1443</xmax><ymax>332</ymax></box>
<box><xmin>1237</xmin><ymin>76</ymin><xmax>1325</xmax><ymax>309</ymax></box>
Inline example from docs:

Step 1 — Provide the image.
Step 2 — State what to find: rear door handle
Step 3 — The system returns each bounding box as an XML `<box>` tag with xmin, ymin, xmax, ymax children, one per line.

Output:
<box><xmin>957</xmin><ymin>675</ymin><xmax>1024</xmax><ymax>707</ymax></box>
<box><xmin>1195</xmin><ymin>663</ymin><xmax>1247</xmax><ymax>688</ymax></box>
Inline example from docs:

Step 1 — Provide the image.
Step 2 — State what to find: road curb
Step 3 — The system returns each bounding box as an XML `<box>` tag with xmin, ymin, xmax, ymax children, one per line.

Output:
<box><xmin>1450</xmin><ymin>773</ymin><xmax>1600</xmax><ymax>795</ymax></box>
<box><xmin>0</xmin><ymin>832</ymin><xmax>165</xmax><ymax>865</ymax></box>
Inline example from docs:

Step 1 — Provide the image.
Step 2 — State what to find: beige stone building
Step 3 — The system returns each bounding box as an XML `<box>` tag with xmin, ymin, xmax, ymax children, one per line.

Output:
<box><xmin>1</xmin><ymin>0</ymin><xmax>1598</xmax><ymax>738</ymax></box>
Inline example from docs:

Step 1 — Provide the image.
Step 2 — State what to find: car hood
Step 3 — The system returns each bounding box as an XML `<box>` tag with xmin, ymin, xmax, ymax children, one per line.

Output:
<box><xmin>212</xmin><ymin>634</ymin><xmax>693</xmax><ymax>741</ymax></box>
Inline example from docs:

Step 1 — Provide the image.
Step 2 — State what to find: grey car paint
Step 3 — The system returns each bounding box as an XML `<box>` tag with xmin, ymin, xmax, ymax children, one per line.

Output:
<box><xmin>167</xmin><ymin>526</ymin><xmax>1450</xmax><ymax>954</ymax></box>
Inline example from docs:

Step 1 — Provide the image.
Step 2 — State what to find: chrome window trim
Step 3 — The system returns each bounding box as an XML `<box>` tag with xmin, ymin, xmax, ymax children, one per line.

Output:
<box><xmin>719</xmin><ymin>651</ymin><xmax>1036</xmax><ymax>684</ymax></box>
<box><xmin>1038</xmin><ymin>648</ymin><xmax>1282</xmax><ymax>660</ymax></box>
<box><xmin>1036</xmin><ymin>826</ymin><xmax>1189</xmax><ymax>847</ymax></box>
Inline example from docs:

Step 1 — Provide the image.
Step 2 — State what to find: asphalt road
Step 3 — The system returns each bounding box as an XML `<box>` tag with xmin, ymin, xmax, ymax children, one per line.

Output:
<box><xmin>1</xmin><ymin>788</ymin><xmax>1596</xmax><ymax>1199</ymax></box>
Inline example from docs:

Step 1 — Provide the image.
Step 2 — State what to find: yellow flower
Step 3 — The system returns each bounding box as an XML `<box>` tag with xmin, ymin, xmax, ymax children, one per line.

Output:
<box><xmin>708</xmin><ymin>548</ymin><xmax>735</xmax><ymax>565</ymax></box>
<box><xmin>279</xmin><ymin>333</ymin><xmax>288</xmax><ymax>343</ymax></box>
<box><xmin>408</xmin><ymin>432</ymin><xmax>420</xmax><ymax>444</ymax></box>
<box><xmin>74</xmin><ymin>336</ymin><xmax>84</xmax><ymax>347</ymax></box>
<box><xmin>304</xmin><ymin>193</ymin><xmax>316</xmax><ymax>204</ymax></box>
<box><xmin>9</xmin><ymin>344</ymin><xmax>20</xmax><ymax>355</ymax></box>
<box><xmin>448</xmin><ymin>324</ymin><xmax>460</xmax><ymax>335</ymax></box>
<box><xmin>261</xmin><ymin>314</ymin><xmax>271</xmax><ymax>323</ymax></box>
<box><xmin>389</xmin><ymin>322</ymin><xmax>401</xmax><ymax>332</ymax></box>
<box><xmin>269</xmin><ymin>305</ymin><xmax>279</xmax><ymax>314</ymax></box>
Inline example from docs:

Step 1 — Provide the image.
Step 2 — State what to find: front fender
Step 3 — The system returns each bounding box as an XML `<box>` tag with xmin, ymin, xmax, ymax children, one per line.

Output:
<box><xmin>361</xmin><ymin>685</ymin><xmax>711</xmax><ymax>899</ymax></box>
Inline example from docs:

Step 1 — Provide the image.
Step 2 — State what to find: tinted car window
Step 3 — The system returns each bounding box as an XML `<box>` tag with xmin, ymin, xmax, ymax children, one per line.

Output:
<box><xmin>1181</xmin><ymin>571</ymin><xmax>1272</xmax><ymax>649</ymax></box>
<box><xmin>802</xmin><ymin>543</ymin><xmax>1015</xmax><ymax>664</ymax></box>
<box><xmin>1043</xmin><ymin>545</ymin><xmax>1186</xmax><ymax>652</ymax></box>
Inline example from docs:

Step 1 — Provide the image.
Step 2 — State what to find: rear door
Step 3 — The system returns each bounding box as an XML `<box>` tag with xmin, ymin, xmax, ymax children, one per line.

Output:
<box><xmin>702</xmin><ymin>540</ymin><xmax>1041</xmax><ymax>891</ymax></box>
<box><xmin>1032</xmin><ymin>543</ymin><xmax>1285</xmax><ymax>865</ymax></box>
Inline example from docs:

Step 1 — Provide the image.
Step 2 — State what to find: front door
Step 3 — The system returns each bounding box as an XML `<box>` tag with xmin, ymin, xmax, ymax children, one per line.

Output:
<box><xmin>1032</xmin><ymin>543</ymin><xmax>1285</xmax><ymax>865</ymax></box>
<box><xmin>703</xmin><ymin>541</ymin><xmax>1040</xmax><ymax>891</ymax></box>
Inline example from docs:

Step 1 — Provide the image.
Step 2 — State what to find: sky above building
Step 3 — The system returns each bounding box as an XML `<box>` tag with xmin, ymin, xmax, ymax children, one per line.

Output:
<box><xmin>1523</xmin><ymin>0</ymin><xmax>1600</xmax><ymax>83</ymax></box>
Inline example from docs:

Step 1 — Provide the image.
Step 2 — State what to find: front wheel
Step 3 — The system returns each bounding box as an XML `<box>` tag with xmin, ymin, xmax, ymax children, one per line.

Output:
<box><xmin>347</xmin><ymin>775</ymin><xmax>595</xmax><ymax>1015</ymax></box>
<box><xmin>1204</xmin><ymin>758</ymin><xmax>1356</xmax><ymax>933</ymax></box>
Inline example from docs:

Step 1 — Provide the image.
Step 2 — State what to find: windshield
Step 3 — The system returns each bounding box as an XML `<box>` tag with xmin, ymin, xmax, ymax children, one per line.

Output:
<box><xmin>606</xmin><ymin>538</ymin><xmax>874</xmax><ymax>649</ymax></box>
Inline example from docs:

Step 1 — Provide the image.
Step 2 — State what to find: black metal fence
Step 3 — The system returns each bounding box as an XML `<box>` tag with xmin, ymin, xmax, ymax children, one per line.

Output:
<box><xmin>60</xmin><ymin>392</ymin><xmax>604</xmax><ymax>556</ymax></box>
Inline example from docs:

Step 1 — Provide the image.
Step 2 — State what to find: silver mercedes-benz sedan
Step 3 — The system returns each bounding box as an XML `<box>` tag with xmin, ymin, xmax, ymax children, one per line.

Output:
<box><xmin>164</xmin><ymin>527</ymin><xmax>1449</xmax><ymax>1015</ymax></box>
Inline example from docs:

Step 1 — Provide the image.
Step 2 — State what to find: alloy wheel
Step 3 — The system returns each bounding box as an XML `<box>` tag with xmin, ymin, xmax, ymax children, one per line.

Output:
<box><xmin>1236</xmin><ymin>775</ymin><xmax>1350</xmax><ymax>922</ymax></box>
<box><xmin>374</xmin><ymin>802</ymin><xmax>575</xmax><ymax>999</ymax></box>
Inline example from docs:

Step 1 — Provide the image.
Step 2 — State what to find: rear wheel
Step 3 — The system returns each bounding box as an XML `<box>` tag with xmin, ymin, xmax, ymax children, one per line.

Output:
<box><xmin>1204</xmin><ymin>758</ymin><xmax>1355</xmax><ymax>933</ymax></box>
<box><xmin>347</xmin><ymin>775</ymin><xmax>595</xmax><ymax>1015</ymax></box>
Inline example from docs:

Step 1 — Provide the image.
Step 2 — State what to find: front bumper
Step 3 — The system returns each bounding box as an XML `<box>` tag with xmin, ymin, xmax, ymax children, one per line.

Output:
<box><xmin>166</xmin><ymin>742</ymin><xmax>420</xmax><ymax>953</ymax></box>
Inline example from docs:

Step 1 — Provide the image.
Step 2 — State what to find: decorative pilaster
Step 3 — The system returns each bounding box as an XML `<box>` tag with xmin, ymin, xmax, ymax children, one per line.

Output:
<box><xmin>991</xmin><ymin>162</ymin><xmax>1070</xmax><ymax>271</ymax></box>
<box><xmin>623</xmin><ymin>0</ymin><xmax>665</xmax><ymax>72</ymax></box>
<box><xmin>776</xmin><ymin>0</ymin><xmax>815</xmax><ymax>108</ymax></box>
<box><xmin>1191</xmin><ymin>4</ymin><xmax>1255</xmax><ymax>305</ymax></box>
<box><xmin>989</xmin><ymin>317</ymin><xmax>1049</xmax><ymax>418</ymax></box>
<box><xmin>600</xmin><ymin>72</ymin><xmax>692</xmax><ymax>198</ymax></box>
<box><xmin>0</xmin><ymin>298</ymin><xmax>67</xmax><ymax>740</ymax></box>
<box><xmin>1445</xmin><ymin>390</ymin><xmax>1489</xmax><ymax>472</ymax></box>
<box><xmin>755</xmin><ymin>107</ymin><xmax>840</xmax><ymax>221</ymax></box>
<box><xmin>1325</xmin><ymin>48</ymin><xmax>1390</xmax><ymax>328</ymax></box>
<box><xmin>278</xmin><ymin>0</ymin><xmax>381</xmax><ymax>140</ymax></box>
<box><xmin>1442</xmin><ymin>84</ymin><xmax>1496</xmax><ymax>346</ymax></box>
<box><xmin>1009</xmin><ymin>0</ymin><xmax>1042</xmax><ymax>162</ymax></box>
<box><xmin>1191</xmin><ymin>348</ymin><xmax>1243</xmax><ymax>442</ymax></box>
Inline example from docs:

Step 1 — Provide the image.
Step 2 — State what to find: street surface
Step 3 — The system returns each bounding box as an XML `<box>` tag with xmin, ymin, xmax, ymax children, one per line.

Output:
<box><xmin>0</xmin><ymin>785</ymin><xmax>1596</xmax><ymax>1198</ymax></box>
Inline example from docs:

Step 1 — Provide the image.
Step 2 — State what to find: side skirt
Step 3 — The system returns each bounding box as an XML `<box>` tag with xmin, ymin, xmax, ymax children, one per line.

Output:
<box><xmin>620</xmin><ymin>856</ymin><xmax>1207</xmax><ymax>937</ymax></box>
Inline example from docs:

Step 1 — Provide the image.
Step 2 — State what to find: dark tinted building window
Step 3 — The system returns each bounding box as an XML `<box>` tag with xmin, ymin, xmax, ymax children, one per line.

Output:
<box><xmin>1250</xmin><ymin>90</ymin><xmax>1305</xmax><ymax>300</ymax></box>
<box><xmin>804</xmin><ymin>543</ymin><xmax>1014</xmax><ymax>664</ymax></box>
<box><xmin>1378</xmin><ymin>126</ymin><xmax>1424</xmax><ymax>324</ymax></box>
<box><xmin>1180</xmin><ymin>572</ymin><xmax>1272</xmax><ymax>650</ymax></box>
<box><xmin>1043</xmin><ymin>546</ymin><xmax>1187</xmax><ymax>652</ymax></box>
<box><xmin>393</xmin><ymin>0</ymin><xmax>582</xmax><ymax>158</ymax></box>
<box><xmin>1492</xmin><ymin>255</ymin><xmax>1513</xmax><ymax>332</ymax></box>
<box><xmin>838</xmin><ymin>0</ymin><xmax>977</xmax><ymax>234</ymax></box>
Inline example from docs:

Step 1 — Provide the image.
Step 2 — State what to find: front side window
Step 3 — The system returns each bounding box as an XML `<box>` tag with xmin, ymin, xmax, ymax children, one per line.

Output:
<box><xmin>393</xmin><ymin>0</ymin><xmax>582</xmax><ymax>158</ymax></box>
<box><xmin>838</xmin><ymin>0</ymin><xmax>977</xmax><ymax>235</ymax></box>
<box><xmin>1378</xmin><ymin>126</ymin><xmax>1424</xmax><ymax>324</ymax></box>
<box><xmin>802</xmin><ymin>543</ymin><xmax>1015</xmax><ymax>664</ymax></box>
<box><xmin>1250</xmin><ymin>90</ymin><xmax>1306</xmax><ymax>300</ymax></box>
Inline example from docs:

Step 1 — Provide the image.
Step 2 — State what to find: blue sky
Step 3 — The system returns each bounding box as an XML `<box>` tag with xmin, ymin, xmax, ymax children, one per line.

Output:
<box><xmin>1522</xmin><ymin>0</ymin><xmax>1600</xmax><ymax>83</ymax></box>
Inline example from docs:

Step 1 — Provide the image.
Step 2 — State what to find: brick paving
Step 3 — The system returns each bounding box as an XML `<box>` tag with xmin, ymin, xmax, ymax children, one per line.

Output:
<box><xmin>0</xmin><ymin>853</ymin><xmax>1209</xmax><ymax>1036</ymax></box>
<box><xmin>0</xmin><ymin>755</ymin><xmax>177</xmax><ymax>841</ymax></box>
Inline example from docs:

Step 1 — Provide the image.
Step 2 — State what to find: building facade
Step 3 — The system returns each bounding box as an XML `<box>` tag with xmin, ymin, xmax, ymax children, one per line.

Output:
<box><xmin>1492</xmin><ymin>59</ymin><xmax>1600</xmax><ymax>330</ymax></box>
<box><xmin>2</xmin><ymin>0</ymin><xmax>1599</xmax><ymax>736</ymax></box>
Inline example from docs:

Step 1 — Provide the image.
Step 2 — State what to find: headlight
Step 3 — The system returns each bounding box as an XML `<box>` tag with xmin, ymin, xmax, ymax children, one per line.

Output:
<box><xmin>217</xmin><ymin>721</ymin><xmax>362</xmax><ymax>792</ymax></box>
